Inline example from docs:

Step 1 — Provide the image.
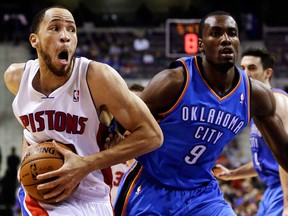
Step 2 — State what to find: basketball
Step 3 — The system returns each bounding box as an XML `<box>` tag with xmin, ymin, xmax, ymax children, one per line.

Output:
<box><xmin>20</xmin><ymin>141</ymin><xmax>72</xmax><ymax>203</ymax></box>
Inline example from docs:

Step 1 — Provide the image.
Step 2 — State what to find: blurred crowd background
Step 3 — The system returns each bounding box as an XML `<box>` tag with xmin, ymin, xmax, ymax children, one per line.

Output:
<box><xmin>0</xmin><ymin>0</ymin><xmax>287</xmax><ymax>215</ymax></box>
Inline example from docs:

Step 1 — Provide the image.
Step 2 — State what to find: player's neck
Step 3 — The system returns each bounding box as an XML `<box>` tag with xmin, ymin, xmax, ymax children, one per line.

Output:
<box><xmin>32</xmin><ymin>68</ymin><xmax>72</xmax><ymax>96</ymax></box>
<box><xmin>198</xmin><ymin>57</ymin><xmax>237</xmax><ymax>96</ymax></box>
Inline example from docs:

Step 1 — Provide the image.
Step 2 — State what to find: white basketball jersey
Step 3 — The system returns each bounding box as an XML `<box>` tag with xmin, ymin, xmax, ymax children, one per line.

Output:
<box><xmin>13</xmin><ymin>57</ymin><xmax>111</xmax><ymax>201</ymax></box>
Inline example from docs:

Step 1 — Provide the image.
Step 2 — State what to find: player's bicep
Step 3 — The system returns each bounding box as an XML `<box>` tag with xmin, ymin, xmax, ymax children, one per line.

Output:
<box><xmin>87</xmin><ymin>62</ymin><xmax>146</xmax><ymax>132</ymax></box>
<box><xmin>105</xmin><ymin>84</ymin><xmax>148</xmax><ymax>133</ymax></box>
<box><xmin>114</xmin><ymin>94</ymin><xmax>151</xmax><ymax>132</ymax></box>
<box><xmin>274</xmin><ymin>93</ymin><xmax>288</xmax><ymax>134</ymax></box>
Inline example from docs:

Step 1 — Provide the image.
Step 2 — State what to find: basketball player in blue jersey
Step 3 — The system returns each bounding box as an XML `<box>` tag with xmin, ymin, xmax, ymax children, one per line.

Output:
<box><xmin>114</xmin><ymin>11</ymin><xmax>288</xmax><ymax>215</ymax></box>
<box><xmin>214</xmin><ymin>48</ymin><xmax>288</xmax><ymax>216</ymax></box>
<box><xmin>3</xmin><ymin>6</ymin><xmax>163</xmax><ymax>216</ymax></box>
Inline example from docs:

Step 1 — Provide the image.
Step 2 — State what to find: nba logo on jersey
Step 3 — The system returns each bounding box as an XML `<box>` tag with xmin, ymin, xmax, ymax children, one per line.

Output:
<box><xmin>136</xmin><ymin>185</ymin><xmax>142</xmax><ymax>195</ymax></box>
<box><xmin>240</xmin><ymin>93</ymin><xmax>244</xmax><ymax>104</ymax></box>
<box><xmin>73</xmin><ymin>90</ymin><xmax>80</xmax><ymax>102</ymax></box>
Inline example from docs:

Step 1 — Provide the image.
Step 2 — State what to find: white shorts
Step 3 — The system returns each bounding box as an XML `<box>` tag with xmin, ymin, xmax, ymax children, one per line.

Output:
<box><xmin>41</xmin><ymin>197</ymin><xmax>113</xmax><ymax>216</ymax></box>
<box><xmin>19</xmin><ymin>185</ymin><xmax>113</xmax><ymax>216</ymax></box>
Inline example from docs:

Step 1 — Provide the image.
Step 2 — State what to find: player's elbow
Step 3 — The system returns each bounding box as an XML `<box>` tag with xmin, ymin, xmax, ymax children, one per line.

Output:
<box><xmin>147</xmin><ymin>126</ymin><xmax>163</xmax><ymax>151</ymax></box>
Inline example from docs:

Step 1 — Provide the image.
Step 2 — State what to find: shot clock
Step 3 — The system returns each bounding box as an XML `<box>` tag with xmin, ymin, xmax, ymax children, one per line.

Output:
<box><xmin>165</xmin><ymin>19</ymin><xmax>201</xmax><ymax>58</ymax></box>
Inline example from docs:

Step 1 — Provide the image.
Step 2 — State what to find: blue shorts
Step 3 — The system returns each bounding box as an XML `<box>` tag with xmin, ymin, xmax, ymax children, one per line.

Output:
<box><xmin>257</xmin><ymin>185</ymin><xmax>283</xmax><ymax>216</ymax></box>
<box><xmin>114</xmin><ymin>162</ymin><xmax>236</xmax><ymax>216</ymax></box>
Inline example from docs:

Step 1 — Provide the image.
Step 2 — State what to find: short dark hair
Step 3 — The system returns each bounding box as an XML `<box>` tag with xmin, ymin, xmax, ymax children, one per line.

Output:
<box><xmin>198</xmin><ymin>10</ymin><xmax>232</xmax><ymax>38</ymax></box>
<box><xmin>30</xmin><ymin>5</ymin><xmax>69</xmax><ymax>34</ymax></box>
<box><xmin>129</xmin><ymin>83</ymin><xmax>145</xmax><ymax>92</ymax></box>
<box><xmin>241</xmin><ymin>47</ymin><xmax>275</xmax><ymax>70</ymax></box>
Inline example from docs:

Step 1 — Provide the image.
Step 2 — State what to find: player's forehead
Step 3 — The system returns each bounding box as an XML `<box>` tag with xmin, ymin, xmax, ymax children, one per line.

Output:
<box><xmin>205</xmin><ymin>15</ymin><xmax>237</xmax><ymax>29</ymax></box>
<box><xmin>43</xmin><ymin>7</ymin><xmax>75</xmax><ymax>25</ymax></box>
<box><xmin>241</xmin><ymin>56</ymin><xmax>261</xmax><ymax>66</ymax></box>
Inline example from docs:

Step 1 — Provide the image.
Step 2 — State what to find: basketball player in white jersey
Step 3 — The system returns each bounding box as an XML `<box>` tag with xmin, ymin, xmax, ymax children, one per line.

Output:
<box><xmin>3</xmin><ymin>6</ymin><xmax>163</xmax><ymax>216</ymax></box>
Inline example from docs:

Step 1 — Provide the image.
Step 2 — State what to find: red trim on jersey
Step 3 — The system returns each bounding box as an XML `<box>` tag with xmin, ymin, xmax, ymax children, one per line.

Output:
<box><xmin>25</xmin><ymin>194</ymin><xmax>48</xmax><ymax>216</ymax></box>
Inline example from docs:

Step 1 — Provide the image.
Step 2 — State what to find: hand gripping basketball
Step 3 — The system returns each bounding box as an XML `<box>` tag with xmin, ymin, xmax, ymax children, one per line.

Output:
<box><xmin>20</xmin><ymin>141</ymin><xmax>74</xmax><ymax>203</ymax></box>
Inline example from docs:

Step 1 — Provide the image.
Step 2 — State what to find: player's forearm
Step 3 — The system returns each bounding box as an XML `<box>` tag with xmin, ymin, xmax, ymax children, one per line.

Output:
<box><xmin>228</xmin><ymin>162</ymin><xmax>257</xmax><ymax>180</ymax></box>
<box><xmin>21</xmin><ymin>133</ymin><xmax>30</xmax><ymax>159</ymax></box>
<box><xmin>84</xmin><ymin>124</ymin><xmax>162</xmax><ymax>173</ymax></box>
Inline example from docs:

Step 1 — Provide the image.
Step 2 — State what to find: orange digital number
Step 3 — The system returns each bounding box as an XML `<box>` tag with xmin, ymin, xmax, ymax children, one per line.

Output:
<box><xmin>184</xmin><ymin>33</ymin><xmax>198</xmax><ymax>54</ymax></box>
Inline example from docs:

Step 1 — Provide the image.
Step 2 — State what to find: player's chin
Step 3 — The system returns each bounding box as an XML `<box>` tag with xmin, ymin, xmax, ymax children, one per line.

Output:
<box><xmin>57</xmin><ymin>59</ymin><xmax>70</xmax><ymax>68</ymax></box>
<box><xmin>219</xmin><ymin>61</ymin><xmax>235</xmax><ymax>70</ymax></box>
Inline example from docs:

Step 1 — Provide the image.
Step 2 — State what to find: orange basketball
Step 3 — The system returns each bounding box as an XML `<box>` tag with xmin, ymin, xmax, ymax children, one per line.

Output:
<box><xmin>20</xmin><ymin>141</ymin><xmax>71</xmax><ymax>203</ymax></box>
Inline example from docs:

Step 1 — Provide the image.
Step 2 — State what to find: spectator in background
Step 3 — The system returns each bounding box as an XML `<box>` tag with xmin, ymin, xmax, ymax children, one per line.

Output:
<box><xmin>142</xmin><ymin>51</ymin><xmax>155</xmax><ymax>64</ymax></box>
<box><xmin>7</xmin><ymin>146</ymin><xmax>20</xmax><ymax>177</ymax></box>
<box><xmin>132</xmin><ymin>32</ymin><xmax>150</xmax><ymax>67</ymax></box>
<box><xmin>0</xmin><ymin>146</ymin><xmax>20</xmax><ymax>216</ymax></box>
<box><xmin>133</xmin><ymin>32</ymin><xmax>150</xmax><ymax>52</ymax></box>
<box><xmin>109</xmin><ymin>41</ymin><xmax>122</xmax><ymax>56</ymax></box>
<box><xmin>214</xmin><ymin>48</ymin><xmax>288</xmax><ymax>215</ymax></box>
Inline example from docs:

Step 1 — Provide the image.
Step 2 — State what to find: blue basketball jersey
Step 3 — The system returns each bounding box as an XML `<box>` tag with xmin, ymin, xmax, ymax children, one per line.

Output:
<box><xmin>251</xmin><ymin>88</ymin><xmax>288</xmax><ymax>188</ymax></box>
<box><xmin>137</xmin><ymin>56</ymin><xmax>251</xmax><ymax>189</ymax></box>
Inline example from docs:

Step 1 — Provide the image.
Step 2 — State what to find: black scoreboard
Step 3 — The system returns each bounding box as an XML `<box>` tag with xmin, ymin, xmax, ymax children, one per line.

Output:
<box><xmin>165</xmin><ymin>19</ymin><xmax>201</xmax><ymax>58</ymax></box>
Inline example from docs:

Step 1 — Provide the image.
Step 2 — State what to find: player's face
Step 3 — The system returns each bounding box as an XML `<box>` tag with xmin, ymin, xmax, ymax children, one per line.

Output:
<box><xmin>200</xmin><ymin>15</ymin><xmax>240</xmax><ymax>70</ymax></box>
<box><xmin>240</xmin><ymin>56</ymin><xmax>267</xmax><ymax>83</ymax></box>
<box><xmin>31</xmin><ymin>8</ymin><xmax>78</xmax><ymax>76</ymax></box>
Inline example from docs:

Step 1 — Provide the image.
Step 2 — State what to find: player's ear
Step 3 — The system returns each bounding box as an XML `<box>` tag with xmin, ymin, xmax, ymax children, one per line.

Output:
<box><xmin>265</xmin><ymin>68</ymin><xmax>273</xmax><ymax>80</ymax></box>
<box><xmin>29</xmin><ymin>34</ymin><xmax>39</xmax><ymax>48</ymax></box>
<box><xmin>198</xmin><ymin>38</ymin><xmax>204</xmax><ymax>52</ymax></box>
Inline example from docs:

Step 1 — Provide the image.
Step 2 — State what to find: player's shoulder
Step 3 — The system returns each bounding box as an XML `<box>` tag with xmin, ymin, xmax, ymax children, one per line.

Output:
<box><xmin>4</xmin><ymin>62</ymin><xmax>26</xmax><ymax>95</ymax></box>
<box><xmin>153</xmin><ymin>66</ymin><xmax>185</xmax><ymax>87</ymax></box>
<box><xmin>4</xmin><ymin>63</ymin><xmax>25</xmax><ymax>76</ymax></box>
<box><xmin>272</xmin><ymin>88</ymin><xmax>288</xmax><ymax>97</ymax></box>
<box><xmin>250</xmin><ymin>78</ymin><xmax>275</xmax><ymax>116</ymax></box>
<box><xmin>273</xmin><ymin>89</ymin><xmax>288</xmax><ymax>112</ymax></box>
<box><xmin>87</xmin><ymin>59</ymin><xmax>118</xmax><ymax>76</ymax></box>
<box><xmin>250</xmin><ymin>78</ymin><xmax>272</xmax><ymax>95</ymax></box>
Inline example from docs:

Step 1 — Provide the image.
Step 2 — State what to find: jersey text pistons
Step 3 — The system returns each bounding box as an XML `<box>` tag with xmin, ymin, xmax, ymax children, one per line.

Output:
<box><xmin>19</xmin><ymin>110</ymin><xmax>88</xmax><ymax>134</ymax></box>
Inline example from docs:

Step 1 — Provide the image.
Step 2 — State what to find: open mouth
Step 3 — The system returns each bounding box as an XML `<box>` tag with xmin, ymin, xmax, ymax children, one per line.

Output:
<box><xmin>58</xmin><ymin>51</ymin><xmax>69</xmax><ymax>61</ymax></box>
<box><xmin>220</xmin><ymin>48</ymin><xmax>233</xmax><ymax>55</ymax></box>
